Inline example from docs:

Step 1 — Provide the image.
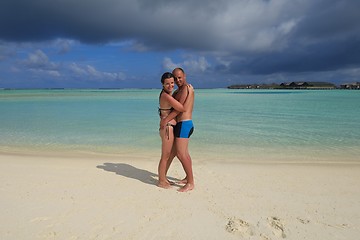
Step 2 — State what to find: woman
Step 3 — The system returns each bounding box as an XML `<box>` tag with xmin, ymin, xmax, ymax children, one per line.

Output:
<box><xmin>158</xmin><ymin>72</ymin><xmax>185</xmax><ymax>188</ymax></box>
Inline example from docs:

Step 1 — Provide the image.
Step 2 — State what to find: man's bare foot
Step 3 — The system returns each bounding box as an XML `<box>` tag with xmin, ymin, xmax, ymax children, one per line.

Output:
<box><xmin>157</xmin><ymin>181</ymin><xmax>171</xmax><ymax>189</ymax></box>
<box><xmin>176</xmin><ymin>178</ymin><xmax>187</xmax><ymax>185</ymax></box>
<box><xmin>178</xmin><ymin>183</ymin><xmax>194</xmax><ymax>192</ymax></box>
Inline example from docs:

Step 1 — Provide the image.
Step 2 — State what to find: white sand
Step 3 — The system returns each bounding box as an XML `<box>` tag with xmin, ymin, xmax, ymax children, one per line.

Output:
<box><xmin>1</xmin><ymin>153</ymin><xmax>359</xmax><ymax>240</ymax></box>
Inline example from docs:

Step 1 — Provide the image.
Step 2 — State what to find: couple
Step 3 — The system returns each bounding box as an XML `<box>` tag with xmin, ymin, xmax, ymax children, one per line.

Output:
<box><xmin>158</xmin><ymin>68</ymin><xmax>195</xmax><ymax>192</ymax></box>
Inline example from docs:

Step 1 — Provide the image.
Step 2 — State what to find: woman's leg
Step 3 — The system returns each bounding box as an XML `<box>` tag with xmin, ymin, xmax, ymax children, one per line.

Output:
<box><xmin>165</xmin><ymin>144</ymin><xmax>176</xmax><ymax>176</ymax></box>
<box><xmin>158</xmin><ymin>126</ymin><xmax>174</xmax><ymax>188</ymax></box>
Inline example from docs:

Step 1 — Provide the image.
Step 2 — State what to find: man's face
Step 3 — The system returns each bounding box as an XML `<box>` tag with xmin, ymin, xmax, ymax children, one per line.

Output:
<box><xmin>173</xmin><ymin>70</ymin><xmax>186</xmax><ymax>87</ymax></box>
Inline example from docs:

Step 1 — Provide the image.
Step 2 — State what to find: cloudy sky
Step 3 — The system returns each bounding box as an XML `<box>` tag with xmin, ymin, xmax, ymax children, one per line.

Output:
<box><xmin>1</xmin><ymin>0</ymin><xmax>359</xmax><ymax>88</ymax></box>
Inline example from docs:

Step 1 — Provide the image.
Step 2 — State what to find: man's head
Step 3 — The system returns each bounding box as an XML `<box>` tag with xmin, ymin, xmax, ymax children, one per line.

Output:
<box><xmin>172</xmin><ymin>68</ymin><xmax>186</xmax><ymax>88</ymax></box>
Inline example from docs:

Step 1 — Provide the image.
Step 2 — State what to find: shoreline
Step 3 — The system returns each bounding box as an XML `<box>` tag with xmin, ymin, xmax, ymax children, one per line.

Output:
<box><xmin>1</xmin><ymin>152</ymin><xmax>360</xmax><ymax>239</ymax></box>
<box><xmin>1</xmin><ymin>146</ymin><xmax>359</xmax><ymax>165</ymax></box>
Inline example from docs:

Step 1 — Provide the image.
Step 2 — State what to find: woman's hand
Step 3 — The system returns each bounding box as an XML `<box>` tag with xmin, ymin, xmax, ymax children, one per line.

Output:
<box><xmin>188</xmin><ymin>84</ymin><xmax>194</xmax><ymax>92</ymax></box>
<box><xmin>160</xmin><ymin>118</ymin><xmax>167</xmax><ymax>129</ymax></box>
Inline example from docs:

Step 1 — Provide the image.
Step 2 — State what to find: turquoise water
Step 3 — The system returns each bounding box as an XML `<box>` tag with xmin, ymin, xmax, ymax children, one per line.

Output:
<box><xmin>1</xmin><ymin>89</ymin><xmax>359</xmax><ymax>163</ymax></box>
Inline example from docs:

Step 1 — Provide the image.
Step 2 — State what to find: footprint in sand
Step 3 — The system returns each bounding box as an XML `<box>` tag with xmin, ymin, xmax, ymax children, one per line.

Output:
<box><xmin>260</xmin><ymin>233</ymin><xmax>272</xmax><ymax>240</ymax></box>
<box><xmin>225</xmin><ymin>217</ymin><xmax>254</xmax><ymax>237</ymax></box>
<box><xmin>267</xmin><ymin>217</ymin><xmax>286</xmax><ymax>238</ymax></box>
<box><xmin>297</xmin><ymin>217</ymin><xmax>310</xmax><ymax>224</ymax></box>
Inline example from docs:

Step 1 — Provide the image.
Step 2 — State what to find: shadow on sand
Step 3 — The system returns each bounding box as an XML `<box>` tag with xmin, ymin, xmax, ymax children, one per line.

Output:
<box><xmin>97</xmin><ymin>162</ymin><xmax>182</xmax><ymax>187</ymax></box>
<box><xmin>97</xmin><ymin>163</ymin><xmax>159</xmax><ymax>186</ymax></box>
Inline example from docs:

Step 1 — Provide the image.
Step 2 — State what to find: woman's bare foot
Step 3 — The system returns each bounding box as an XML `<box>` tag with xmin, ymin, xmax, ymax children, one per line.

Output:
<box><xmin>157</xmin><ymin>181</ymin><xmax>171</xmax><ymax>189</ymax></box>
<box><xmin>167</xmin><ymin>179</ymin><xmax>176</xmax><ymax>185</ymax></box>
<box><xmin>178</xmin><ymin>183</ymin><xmax>194</xmax><ymax>192</ymax></box>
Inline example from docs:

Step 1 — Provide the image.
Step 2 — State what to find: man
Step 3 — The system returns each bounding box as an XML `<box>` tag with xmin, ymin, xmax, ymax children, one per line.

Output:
<box><xmin>160</xmin><ymin>67</ymin><xmax>195</xmax><ymax>192</ymax></box>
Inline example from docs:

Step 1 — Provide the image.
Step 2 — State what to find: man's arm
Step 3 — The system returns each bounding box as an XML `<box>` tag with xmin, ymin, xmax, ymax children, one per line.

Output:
<box><xmin>177</xmin><ymin>85</ymin><xmax>190</xmax><ymax>104</ymax></box>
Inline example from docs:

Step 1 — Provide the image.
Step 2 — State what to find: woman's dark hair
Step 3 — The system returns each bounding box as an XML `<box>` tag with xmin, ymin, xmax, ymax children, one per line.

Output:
<box><xmin>161</xmin><ymin>72</ymin><xmax>174</xmax><ymax>84</ymax></box>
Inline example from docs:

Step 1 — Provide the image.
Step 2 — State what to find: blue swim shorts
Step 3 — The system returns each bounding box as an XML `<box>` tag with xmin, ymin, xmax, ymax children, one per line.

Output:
<box><xmin>174</xmin><ymin>120</ymin><xmax>194</xmax><ymax>138</ymax></box>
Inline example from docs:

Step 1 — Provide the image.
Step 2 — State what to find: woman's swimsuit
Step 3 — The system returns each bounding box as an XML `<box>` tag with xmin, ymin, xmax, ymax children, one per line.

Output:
<box><xmin>158</xmin><ymin>107</ymin><xmax>173</xmax><ymax>117</ymax></box>
<box><xmin>158</xmin><ymin>90</ymin><xmax>175</xmax><ymax>139</ymax></box>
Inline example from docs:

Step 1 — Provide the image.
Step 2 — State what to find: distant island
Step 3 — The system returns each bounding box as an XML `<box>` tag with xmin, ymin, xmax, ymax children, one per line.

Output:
<box><xmin>228</xmin><ymin>82</ymin><xmax>360</xmax><ymax>90</ymax></box>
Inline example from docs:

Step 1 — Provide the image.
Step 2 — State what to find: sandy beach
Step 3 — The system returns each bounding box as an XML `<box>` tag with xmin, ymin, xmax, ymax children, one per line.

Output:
<box><xmin>1</xmin><ymin>152</ymin><xmax>359</xmax><ymax>240</ymax></box>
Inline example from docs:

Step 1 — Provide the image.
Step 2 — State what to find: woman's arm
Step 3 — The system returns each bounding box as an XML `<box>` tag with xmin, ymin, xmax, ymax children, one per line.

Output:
<box><xmin>161</xmin><ymin>93</ymin><xmax>185</xmax><ymax>112</ymax></box>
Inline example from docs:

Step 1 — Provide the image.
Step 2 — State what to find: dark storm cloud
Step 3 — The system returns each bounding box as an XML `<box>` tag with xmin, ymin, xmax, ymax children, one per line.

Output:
<box><xmin>1</xmin><ymin>0</ymin><xmax>360</xmax><ymax>76</ymax></box>
<box><xmin>227</xmin><ymin>36</ymin><xmax>360</xmax><ymax>75</ymax></box>
<box><xmin>0</xmin><ymin>0</ymin><xmax>138</xmax><ymax>43</ymax></box>
<box><xmin>0</xmin><ymin>0</ymin><xmax>220</xmax><ymax>49</ymax></box>
<box><xmin>214</xmin><ymin>0</ymin><xmax>360</xmax><ymax>75</ymax></box>
<box><xmin>294</xmin><ymin>0</ymin><xmax>360</xmax><ymax>41</ymax></box>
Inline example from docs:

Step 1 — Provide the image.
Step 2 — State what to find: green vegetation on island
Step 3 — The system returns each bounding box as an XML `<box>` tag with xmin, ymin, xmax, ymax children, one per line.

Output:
<box><xmin>228</xmin><ymin>82</ymin><xmax>360</xmax><ymax>90</ymax></box>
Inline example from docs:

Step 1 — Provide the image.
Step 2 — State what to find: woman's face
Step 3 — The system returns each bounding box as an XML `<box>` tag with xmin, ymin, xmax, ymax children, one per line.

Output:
<box><xmin>163</xmin><ymin>77</ymin><xmax>175</xmax><ymax>93</ymax></box>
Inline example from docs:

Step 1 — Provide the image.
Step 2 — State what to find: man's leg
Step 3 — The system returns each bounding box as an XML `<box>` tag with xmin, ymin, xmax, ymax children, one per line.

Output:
<box><xmin>175</xmin><ymin>138</ymin><xmax>194</xmax><ymax>192</ymax></box>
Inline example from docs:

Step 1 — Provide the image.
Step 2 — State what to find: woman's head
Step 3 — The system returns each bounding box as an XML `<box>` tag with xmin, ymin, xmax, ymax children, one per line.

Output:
<box><xmin>161</xmin><ymin>72</ymin><xmax>174</xmax><ymax>84</ymax></box>
<box><xmin>161</xmin><ymin>72</ymin><xmax>175</xmax><ymax>93</ymax></box>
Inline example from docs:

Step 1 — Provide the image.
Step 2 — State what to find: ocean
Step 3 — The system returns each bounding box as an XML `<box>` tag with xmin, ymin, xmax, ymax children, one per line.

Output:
<box><xmin>1</xmin><ymin>89</ymin><xmax>359</xmax><ymax>163</ymax></box>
